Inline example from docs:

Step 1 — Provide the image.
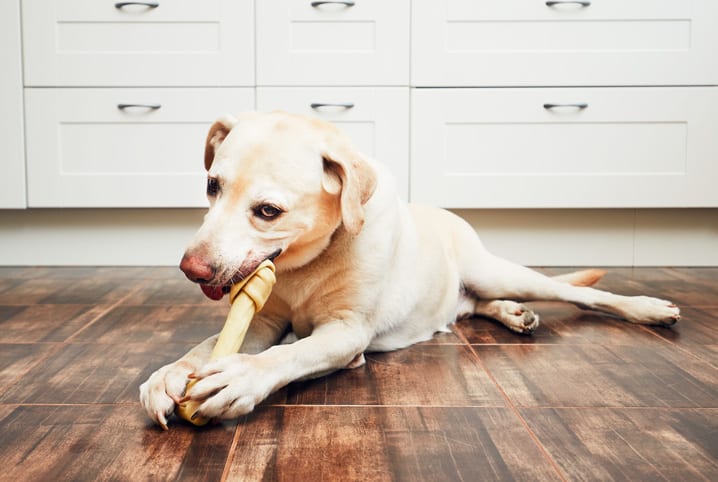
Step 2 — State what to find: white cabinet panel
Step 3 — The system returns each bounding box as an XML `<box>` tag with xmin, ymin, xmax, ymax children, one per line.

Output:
<box><xmin>412</xmin><ymin>0</ymin><xmax>718</xmax><ymax>86</ymax></box>
<box><xmin>25</xmin><ymin>88</ymin><xmax>255</xmax><ymax>207</ymax></box>
<box><xmin>22</xmin><ymin>0</ymin><xmax>253</xmax><ymax>86</ymax></box>
<box><xmin>257</xmin><ymin>0</ymin><xmax>409</xmax><ymax>86</ymax></box>
<box><xmin>411</xmin><ymin>87</ymin><xmax>718</xmax><ymax>208</ymax></box>
<box><xmin>0</xmin><ymin>0</ymin><xmax>25</xmax><ymax>208</ymax></box>
<box><xmin>257</xmin><ymin>87</ymin><xmax>409</xmax><ymax>199</ymax></box>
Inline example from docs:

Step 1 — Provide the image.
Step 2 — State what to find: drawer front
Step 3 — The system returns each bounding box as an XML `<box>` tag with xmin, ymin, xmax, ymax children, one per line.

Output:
<box><xmin>411</xmin><ymin>87</ymin><xmax>718</xmax><ymax>208</ymax></box>
<box><xmin>22</xmin><ymin>0</ymin><xmax>253</xmax><ymax>86</ymax></box>
<box><xmin>257</xmin><ymin>0</ymin><xmax>409</xmax><ymax>86</ymax></box>
<box><xmin>0</xmin><ymin>0</ymin><xmax>25</xmax><ymax>208</ymax></box>
<box><xmin>257</xmin><ymin>87</ymin><xmax>409</xmax><ymax>199</ymax></box>
<box><xmin>412</xmin><ymin>0</ymin><xmax>718</xmax><ymax>86</ymax></box>
<box><xmin>25</xmin><ymin>88</ymin><xmax>255</xmax><ymax>207</ymax></box>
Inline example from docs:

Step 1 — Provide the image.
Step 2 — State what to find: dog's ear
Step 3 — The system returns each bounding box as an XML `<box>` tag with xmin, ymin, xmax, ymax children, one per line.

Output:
<box><xmin>204</xmin><ymin>114</ymin><xmax>238</xmax><ymax>171</ymax></box>
<box><xmin>322</xmin><ymin>137</ymin><xmax>377</xmax><ymax>236</ymax></box>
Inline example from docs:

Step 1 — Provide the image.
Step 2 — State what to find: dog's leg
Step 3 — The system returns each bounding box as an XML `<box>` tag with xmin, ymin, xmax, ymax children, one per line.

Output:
<box><xmin>139</xmin><ymin>314</ymin><xmax>288</xmax><ymax>428</ymax></box>
<box><xmin>461</xmin><ymin>252</ymin><xmax>680</xmax><ymax>327</ymax></box>
<box><xmin>139</xmin><ymin>334</ymin><xmax>216</xmax><ymax>429</ymax></box>
<box><xmin>471</xmin><ymin>299</ymin><xmax>540</xmax><ymax>334</ymax></box>
<box><xmin>181</xmin><ymin>318</ymin><xmax>373</xmax><ymax>420</ymax></box>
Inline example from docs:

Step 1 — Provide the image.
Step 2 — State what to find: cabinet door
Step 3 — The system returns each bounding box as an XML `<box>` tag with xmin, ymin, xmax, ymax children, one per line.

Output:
<box><xmin>22</xmin><ymin>0</ymin><xmax>253</xmax><ymax>86</ymax></box>
<box><xmin>412</xmin><ymin>0</ymin><xmax>718</xmax><ymax>86</ymax></box>
<box><xmin>0</xmin><ymin>0</ymin><xmax>25</xmax><ymax>208</ymax></box>
<box><xmin>411</xmin><ymin>87</ymin><xmax>718</xmax><ymax>208</ymax></box>
<box><xmin>25</xmin><ymin>88</ymin><xmax>255</xmax><ymax>207</ymax></box>
<box><xmin>257</xmin><ymin>87</ymin><xmax>409</xmax><ymax>199</ymax></box>
<box><xmin>257</xmin><ymin>0</ymin><xmax>409</xmax><ymax>86</ymax></box>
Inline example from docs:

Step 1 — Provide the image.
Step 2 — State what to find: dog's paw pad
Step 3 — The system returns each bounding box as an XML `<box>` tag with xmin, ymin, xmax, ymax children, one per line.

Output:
<box><xmin>502</xmin><ymin>302</ymin><xmax>539</xmax><ymax>335</ymax></box>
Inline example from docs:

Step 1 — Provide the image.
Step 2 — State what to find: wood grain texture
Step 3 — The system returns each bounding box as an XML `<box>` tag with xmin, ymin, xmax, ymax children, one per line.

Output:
<box><xmin>475</xmin><ymin>344</ymin><xmax>718</xmax><ymax>408</ymax></box>
<box><xmin>273</xmin><ymin>343</ymin><xmax>505</xmax><ymax>407</ymax></box>
<box><xmin>227</xmin><ymin>406</ymin><xmax>560</xmax><ymax>482</ymax></box>
<box><xmin>521</xmin><ymin>408</ymin><xmax>718</xmax><ymax>481</ymax></box>
<box><xmin>0</xmin><ymin>304</ymin><xmax>105</xmax><ymax>343</ymax></box>
<box><xmin>0</xmin><ymin>266</ymin><xmax>716</xmax><ymax>481</ymax></box>
<box><xmin>0</xmin><ymin>405</ymin><xmax>237</xmax><ymax>482</ymax></box>
<box><xmin>71</xmin><ymin>305</ymin><xmax>226</xmax><ymax>344</ymax></box>
<box><xmin>0</xmin><ymin>342</ymin><xmax>197</xmax><ymax>404</ymax></box>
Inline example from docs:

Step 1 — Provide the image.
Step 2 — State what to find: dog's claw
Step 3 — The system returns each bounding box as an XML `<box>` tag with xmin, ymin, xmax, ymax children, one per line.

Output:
<box><xmin>156</xmin><ymin>411</ymin><xmax>169</xmax><ymax>431</ymax></box>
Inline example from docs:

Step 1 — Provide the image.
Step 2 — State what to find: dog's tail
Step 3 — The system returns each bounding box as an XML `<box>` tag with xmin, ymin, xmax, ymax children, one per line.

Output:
<box><xmin>552</xmin><ymin>269</ymin><xmax>607</xmax><ymax>287</ymax></box>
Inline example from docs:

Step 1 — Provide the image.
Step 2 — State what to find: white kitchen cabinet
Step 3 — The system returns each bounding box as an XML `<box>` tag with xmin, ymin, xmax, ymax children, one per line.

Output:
<box><xmin>25</xmin><ymin>88</ymin><xmax>255</xmax><ymax>207</ymax></box>
<box><xmin>411</xmin><ymin>87</ymin><xmax>718</xmax><ymax>208</ymax></box>
<box><xmin>257</xmin><ymin>87</ymin><xmax>409</xmax><ymax>199</ymax></box>
<box><xmin>22</xmin><ymin>0</ymin><xmax>254</xmax><ymax>86</ymax></box>
<box><xmin>0</xmin><ymin>0</ymin><xmax>26</xmax><ymax>208</ymax></box>
<box><xmin>256</xmin><ymin>0</ymin><xmax>409</xmax><ymax>86</ymax></box>
<box><xmin>412</xmin><ymin>0</ymin><xmax>718</xmax><ymax>87</ymax></box>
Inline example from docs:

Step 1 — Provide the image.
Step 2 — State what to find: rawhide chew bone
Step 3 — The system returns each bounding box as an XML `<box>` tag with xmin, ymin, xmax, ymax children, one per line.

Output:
<box><xmin>176</xmin><ymin>259</ymin><xmax>276</xmax><ymax>426</ymax></box>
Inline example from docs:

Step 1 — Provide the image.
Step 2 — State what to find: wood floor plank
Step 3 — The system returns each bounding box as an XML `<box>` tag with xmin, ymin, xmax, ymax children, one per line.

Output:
<box><xmin>71</xmin><ymin>304</ymin><xmax>226</xmax><ymax>344</ymax></box>
<box><xmin>273</xmin><ymin>342</ymin><xmax>502</xmax><ymax>407</ymax></box>
<box><xmin>0</xmin><ymin>304</ymin><xmax>106</xmax><ymax>343</ymax></box>
<box><xmin>0</xmin><ymin>276</ymin><xmax>137</xmax><ymax>305</ymax></box>
<box><xmin>0</xmin><ymin>342</ymin><xmax>196</xmax><ymax>404</ymax></box>
<box><xmin>0</xmin><ymin>343</ymin><xmax>58</xmax><ymax>395</ymax></box>
<box><xmin>476</xmin><ymin>344</ymin><xmax>718</xmax><ymax>408</ymax></box>
<box><xmin>366</xmin><ymin>344</ymin><xmax>506</xmax><ymax>406</ymax></box>
<box><xmin>521</xmin><ymin>407</ymin><xmax>718</xmax><ymax>481</ymax></box>
<box><xmin>647</xmin><ymin>306</ymin><xmax>718</xmax><ymax>366</ymax></box>
<box><xmin>0</xmin><ymin>405</ymin><xmax>237</xmax><ymax>482</ymax></box>
<box><xmin>227</xmin><ymin>406</ymin><xmax>561</xmax><ymax>482</ymax></box>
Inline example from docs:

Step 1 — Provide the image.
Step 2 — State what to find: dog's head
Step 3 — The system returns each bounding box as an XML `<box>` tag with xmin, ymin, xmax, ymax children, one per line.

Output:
<box><xmin>180</xmin><ymin>112</ymin><xmax>377</xmax><ymax>300</ymax></box>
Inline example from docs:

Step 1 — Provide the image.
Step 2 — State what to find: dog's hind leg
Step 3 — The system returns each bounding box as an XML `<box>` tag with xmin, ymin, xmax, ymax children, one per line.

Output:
<box><xmin>460</xmin><ymin>248</ymin><xmax>680</xmax><ymax>327</ymax></box>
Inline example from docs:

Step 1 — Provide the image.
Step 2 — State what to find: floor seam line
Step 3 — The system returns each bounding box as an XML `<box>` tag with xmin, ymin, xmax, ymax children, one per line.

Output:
<box><xmin>457</xmin><ymin>331</ymin><xmax>569</xmax><ymax>482</ymax></box>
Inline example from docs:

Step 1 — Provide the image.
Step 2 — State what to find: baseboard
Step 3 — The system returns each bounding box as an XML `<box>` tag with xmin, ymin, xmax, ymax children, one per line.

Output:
<box><xmin>0</xmin><ymin>208</ymin><xmax>716</xmax><ymax>266</ymax></box>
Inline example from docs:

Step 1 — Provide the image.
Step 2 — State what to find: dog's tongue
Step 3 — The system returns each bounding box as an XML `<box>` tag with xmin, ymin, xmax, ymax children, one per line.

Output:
<box><xmin>200</xmin><ymin>284</ymin><xmax>225</xmax><ymax>301</ymax></box>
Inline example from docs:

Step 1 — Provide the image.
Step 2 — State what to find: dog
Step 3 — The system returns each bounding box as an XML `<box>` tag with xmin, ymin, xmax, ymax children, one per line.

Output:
<box><xmin>140</xmin><ymin>111</ymin><xmax>680</xmax><ymax>429</ymax></box>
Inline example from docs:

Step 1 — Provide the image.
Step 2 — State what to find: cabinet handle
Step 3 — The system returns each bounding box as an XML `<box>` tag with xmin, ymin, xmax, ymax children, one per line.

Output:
<box><xmin>545</xmin><ymin>1</ymin><xmax>591</xmax><ymax>7</ymax></box>
<box><xmin>310</xmin><ymin>1</ymin><xmax>355</xmax><ymax>8</ymax></box>
<box><xmin>115</xmin><ymin>2</ymin><xmax>159</xmax><ymax>9</ymax></box>
<box><xmin>543</xmin><ymin>103</ymin><xmax>588</xmax><ymax>110</ymax></box>
<box><xmin>117</xmin><ymin>103</ymin><xmax>162</xmax><ymax>110</ymax></box>
<box><xmin>310</xmin><ymin>102</ymin><xmax>355</xmax><ymax>110</ymax></box>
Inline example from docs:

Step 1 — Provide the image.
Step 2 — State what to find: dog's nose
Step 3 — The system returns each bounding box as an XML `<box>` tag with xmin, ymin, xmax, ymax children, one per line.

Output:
<box><xmin>179</xmin><ymin>254</ymin><xmax>216</xmax><ymax>283</ymax></box>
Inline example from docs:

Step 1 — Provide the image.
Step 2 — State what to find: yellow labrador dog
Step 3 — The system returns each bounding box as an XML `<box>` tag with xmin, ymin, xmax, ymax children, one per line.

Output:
<box><xmin>140</xmin><ymin>111</ymin><xmax>680</xmax><ymax>428</ymax></box>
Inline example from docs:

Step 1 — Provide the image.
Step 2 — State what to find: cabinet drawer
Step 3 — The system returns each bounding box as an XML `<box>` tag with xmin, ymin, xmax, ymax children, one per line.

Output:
<box><xmin>0</xmin><ymin>0</ymin><xmax>25</xmax><ymax>208</ymax></box>
<box><xmin>25</xmin><ymin>88</ymin><xmax>255</xmax><ymax>207</ymax></box>
<box><xmin>257</xmin><ymin>87</ymin><xmax>409</xmax><ymax>199</ymax></box>
<box><xmin>257</xmin><ymin>0</ymin><xmax>409</xmax><ymax>86</ymax></box>
<box><xmin>412</xmin><ymin>0</ymin><xmax>718</xmax><ymax>86</ymax></box>
<box><xmin>22</xmin><ymin>0</ymin><xmax>253</xmax><ymax>86</ymax></box>
<box><xmin>411</xmin><ymin>87</ymin><xmax>718</xmax><ymax>208</ymax></box>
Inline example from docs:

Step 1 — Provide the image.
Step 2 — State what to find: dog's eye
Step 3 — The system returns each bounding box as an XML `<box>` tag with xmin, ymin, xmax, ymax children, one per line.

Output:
<box><xmin>253</xmin><ymin>204</ymin><xmax>284</xmax><ymax>221</ymax></box>
<box><xmin>207</xmin><ymin>177</ymin><xmax>219</xmax><ymax>197</ymax></box>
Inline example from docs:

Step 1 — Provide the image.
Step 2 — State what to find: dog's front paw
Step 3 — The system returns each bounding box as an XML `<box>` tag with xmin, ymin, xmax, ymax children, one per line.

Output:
<box><xmin>139</xmin><ymin>360</ymin><xmax>195</xmax><ymax>430</ymax></box>
<box><xmin>180</xmin><ymin>354</ymin><xmax>272</xmax><ymax>420</ymax></box>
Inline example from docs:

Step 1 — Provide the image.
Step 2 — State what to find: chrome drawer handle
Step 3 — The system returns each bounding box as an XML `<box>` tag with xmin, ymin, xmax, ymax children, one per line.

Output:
<box><xmin>310</xmin><ymin>102</ymin><xmax>355</xmax><ymax>110</ymax></box>
<box><xmin>115</xmin><ymin>2</ymin><xmax>159</xmax><ymax>10</ymax></box>
<box><xmin>117</xmin><ymin>103</ymin><xmax>162</xmax><ymax>110</ymax></box>
<box><xmin>545</xmin><ymin>1</ymin><xmax>591</xmax><ymax>7</ymax></box>
<box><xmin>543</xmin><ymin>103</ymin><xmax>588</xmax><ymax>110</ymax></box>
<box><xmin>311</xmin><ymin>1</ymin><xmax>355</xmax><ymax>8</ymax></box>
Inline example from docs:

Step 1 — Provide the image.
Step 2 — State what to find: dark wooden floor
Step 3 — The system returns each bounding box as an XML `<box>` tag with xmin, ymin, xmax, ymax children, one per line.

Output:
<box><xmin>0</xmin><ymin>267</ymin><xmax>716</xmax><ymax>481</ymax></box>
